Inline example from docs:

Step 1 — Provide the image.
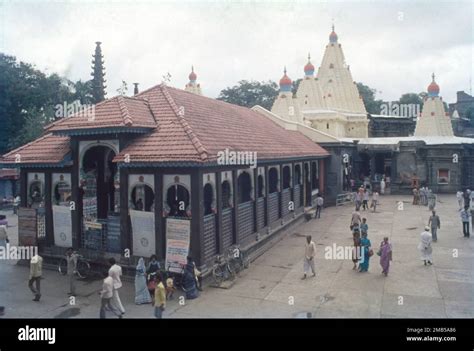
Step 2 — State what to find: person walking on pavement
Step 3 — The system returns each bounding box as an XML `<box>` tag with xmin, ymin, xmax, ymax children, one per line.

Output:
<box><xmin>29</xmin><ymin>255</ymin><xmax>43</xmax><ymax>302</ymax></box>
<box><xmin>315</xmin><ymin>194</ymin><xmax>324</xmax><ymax>219</ymax></box>
<box><xmin>460</xmin><ymin>206</ymin><xmax>471</xmax><ymax>238</ymax></box>
<box><xmin>456</xmin><ymin>190</ymin><xmax>464</xmax><ymax>210</ymax></box>
<box><xmin>99</xmin><ymin>273</ymin><xmax>121</xmax><ymax>319</ymax></box>
<box><xmin>380</xmin><ymin>177</ymin><xmax>386</xmax><ymax>195</ymax></box>
<box><xmin>418</xmin><ymin>226</ymin><xmax>433</xmax><ymax>266</ymax></box>
<box><xmin>354</xmin><ymin>190</ymin><xmax>361</xmax><ymax>211</ymax></box>
<box><xmin>428</xmin><ymin>211</ymin><xmax>441</xmax><ymax>242</ymax></box>
<box><xmin>378</xmin><ymin>237</ymin><xmax>392</xmax><ymax>276</ymax></box>
<box><xmin>362</xmin><ymin>189</ymin><xmax>369</xmax><ymax>211</ymax></box>
<box><xmin>108</xmin><ymin>258</ymin><xmax>126</xmax><ymax>316</ymax></box>
<box><xmin>371</xmin><ymin>191</ymin><xmax>379</xmax><ymax>212</ymax></box>
<box><xmin>154</xmin><ymin>273</ymin><xmax>166</xmax><ymax>319</ymax></box>
<box><xmin>350</xmin><ymin>210</ymin><xmax>362</xmax><ymax>231</ymax></box>
<box><xmin>0</xmin><ymin>224</ymin><xmax>8</xmax><ymax>248</ymax></box>
<box><xmin>302</xmin><ymin>235</ymin><xmax>316</xmax><ymax>279</ymax></box>
<box><xmin>66</xmin><ymin>247</ymin><xmax>78</xmax><ymax>296</ymax></box>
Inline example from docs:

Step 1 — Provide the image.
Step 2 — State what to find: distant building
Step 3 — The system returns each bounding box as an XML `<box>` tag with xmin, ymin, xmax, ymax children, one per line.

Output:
<box><xmin>449</xmin><ymin>91</ymin><xmax>474</xmax><ymax>137</ymax></box>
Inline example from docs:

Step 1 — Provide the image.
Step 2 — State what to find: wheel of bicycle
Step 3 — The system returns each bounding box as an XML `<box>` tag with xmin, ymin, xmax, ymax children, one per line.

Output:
<box><xmin>212</xmin><ymin>266</ymin><xmax>225</xmax><ymax>285</ymax></box>
<box><xmin>230</xmin><ymin>258</ymin><xmax>242</xmax><ymax>274</ymax></box>
<box><xmin>58</xmin><ymin>258</ymin><xmax>68</xmax><ymax>275</ymax></box>
<box><xmin>226</xmin><ymin>263</ymin><xmax>236</xmax><ymax>280</ymax></box>
<box><xmin>76</xmin><ymin>260</ymin><xmax>91</xmax><ymax>279</ymax></box>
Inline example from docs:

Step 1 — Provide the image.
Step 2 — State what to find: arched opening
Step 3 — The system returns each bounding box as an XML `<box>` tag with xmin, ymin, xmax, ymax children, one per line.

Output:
<box><xmin>166</xmin><ymin>184</ymin><xmax>190</xmax><ymax>217</ymax></box>
<box><xmin>131</xmin><ymin>184</ymin><xmax>154</xmax><ymax>211</ymax></box>
<box><xmin>257</xmin><ymin>175</ymin><xmax>264</xmax><ymax>198</ymax></box>
<box><xmin>203</xmin><ymin>183</ymin><xmax>214</xmax><ymax>215</ymax></box>
<box><xmin>295</xmin><ymin>165</ymin><xmax>301</xmax><ymax>186</ymax></box>
<box><xmin>268</xmin><ymin>167</ymin><xmax>279</xmax><ymax>193</ymax></box>
<box><xmin>311</xmin><ymin>161</ymin><xmax>319</xmax><ymax>190</ymax></box>
<box><xmin>53</xmin><ymin>180</ymin><xmax>71</xmax><ymax>206</ymax></box>
<box><xmin>29</xmin><ymin>181</ymin><xmax>44</xmax><ymax>208</ymax></box>
<box><xmin>81</xmin><ymin>145</ymin><xmax>117</xmax><ymax>220</ymax></box>
<box><xmin>237</xmin><ymin>172</ymin><xmax>252</xmax><ymax>203</ymax></box>
<box><xmin>221</xmin><ymin>181</ymin><xmax>232</xmax><ymax>209</ymax></box>
<box><xmin>282</xmin><ymin>166</ymin><xmax>291</xmax><ymax>189</ymax></box>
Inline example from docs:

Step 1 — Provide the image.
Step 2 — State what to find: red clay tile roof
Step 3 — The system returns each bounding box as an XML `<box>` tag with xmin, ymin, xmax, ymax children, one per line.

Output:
<box><xmin>1</xmin><ymin>134</ymin><xmax>70</xmax><ymax>165</ymax></box>
<box><xmin>115</xmin><ymin>84</ymin><xmax>329</xmax><ymax>163</ymax></box>
<box><xmin>46</xmin><ymin>96</ymin><xmax>156</xmax><ymax>133</ymax></box>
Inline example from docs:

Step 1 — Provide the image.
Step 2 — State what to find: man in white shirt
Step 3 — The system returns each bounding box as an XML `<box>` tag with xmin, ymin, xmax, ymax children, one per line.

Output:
<box><xmin>418</xmin><ymin>226</ymin><xmax>433</xmax><ymax>265</ymax></box>
<box><xmin>108</xmin><ymin>258</ymin><xmax>125</xmax><ymax>315</ymax></box>
<box><xmin>99</xmin><ymin>274</ymin><xmax>120</xmax><ymax>319</ymax></box>
<box><xmin>314</xmin><ymin>194</ymin><xmax>324</xmax><ymax>219</ymax></box>
<box><xmin>302</xmin><ymin>235</ymin><xmax>316</xmax><ymax>279</ymax></box>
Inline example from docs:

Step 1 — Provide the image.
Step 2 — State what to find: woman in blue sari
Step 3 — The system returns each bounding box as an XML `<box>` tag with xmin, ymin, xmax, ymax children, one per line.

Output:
<box><xmin>135</xmin><ymin>257</ymin><xmax>152</xmax><ymax>304</ymax></box>
<box><xmin>182</xmin><ymin>256</ymin><xmax>199</xmax><ymax>300</ymax></box>
<box><xmin>359</xmin><ymin>233</ymin><xmax>372</xmax><ymax>272</ymax></box>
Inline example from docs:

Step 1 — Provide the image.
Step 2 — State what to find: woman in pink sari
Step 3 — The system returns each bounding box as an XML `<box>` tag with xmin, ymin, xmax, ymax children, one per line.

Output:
<box><xmin>379</xmin><ymin>237</ymin><xmax>392</xmax><ymax>276</ymax></box>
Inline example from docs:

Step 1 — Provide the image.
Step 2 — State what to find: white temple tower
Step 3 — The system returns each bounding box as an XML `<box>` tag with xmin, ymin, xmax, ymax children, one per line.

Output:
<box><xmin>414</xmin><ymin>74</ymin><xmax>454</xmax><ymax>136</ymax></box>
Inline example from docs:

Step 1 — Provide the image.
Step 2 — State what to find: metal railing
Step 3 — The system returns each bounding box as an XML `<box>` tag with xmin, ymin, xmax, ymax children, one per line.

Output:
<box><xmin>336</xmin><ymin>192</ymin><xmax>354</xmax><ymax>206</ymax></box>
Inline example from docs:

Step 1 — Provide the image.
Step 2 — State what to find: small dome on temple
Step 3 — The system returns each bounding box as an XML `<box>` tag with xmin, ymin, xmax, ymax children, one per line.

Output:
<box><xmin>329</xmin><ymin>25</ymin><xmax>338</xmax><ymax>43</ymax></box>
<box><xmin>279</xmin><ymin>67</ymin><xmax>292</xmax><ymax>92</ymax></box>
<box><xmin>304</xmin><ymin>53</ymin><xmax>315</xmax><ymax>76</ymax></box>
<box><xmin>189</xmin><ymin>66</ymin><xmax>197</xmax><ymax>81</ymax></box>
<box><xmin>427</xmin><ymin>73</ymin><xmax>440</xmax><ymax>97</ymax></box>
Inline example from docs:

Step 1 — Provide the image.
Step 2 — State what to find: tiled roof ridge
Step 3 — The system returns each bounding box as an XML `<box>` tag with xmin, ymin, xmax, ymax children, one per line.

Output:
<box><xmin>44</xmin><ymin>97</ymin><xmax>114</xmax><ymax>131</ymax></box>
<box><xmin>2</xmin><ymin>133</ymin><xmax>51</xmax><ymax>158</ymax></box>
<box><xmin>117</xmin><ymin>95</ymin><xmax>133</xmax><ymax>126</ymax></box>
<box><xmin>160</xmin><ymin>85</ymin><xmax>208</xmax><ymax>161</ymax></box>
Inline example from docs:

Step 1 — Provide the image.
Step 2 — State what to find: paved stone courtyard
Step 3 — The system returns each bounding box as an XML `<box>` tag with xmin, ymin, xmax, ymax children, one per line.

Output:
<box><xmin>1</xmin><ymin>194</ymin><xmax>472</xmax><ymax>318</ymax></box>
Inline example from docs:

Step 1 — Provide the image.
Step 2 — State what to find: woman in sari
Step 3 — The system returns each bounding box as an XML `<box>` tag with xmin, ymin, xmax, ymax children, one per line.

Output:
<box><xmin>359</xmin><ymin>232</ymin><xmax>371</xmax><ymax>272</ymax></box>
<box><xmin>182</xmin><ymin>256</ymin><xmax>199</xmax><ymax>300</ymax></box>
<box><xmin>352</xmin><ymin>226</ymin><xmax>361</xmax><ymax>270</ymax></box>
<box><xmin>379</xmin><ymin>237</ymin><xmax>392</xmax><ymax>276</ymax></box>
<box><xmin>135</xmin><ymin>257</ymin><xmax>152</xmax><ymax>305</ymax></box>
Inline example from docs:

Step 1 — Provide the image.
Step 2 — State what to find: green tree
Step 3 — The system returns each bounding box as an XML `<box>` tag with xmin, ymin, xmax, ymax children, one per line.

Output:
<box><xmin>0</xmin><ymin>53</ymin><xmax>92</xmax><ymax>153</ymax></box>
<box><xmin>217</xmin><ymin>80</ymin><xmax>279</xmax><ymax>110</ymax></box>
<box><xmin>292</xmin><ymin>78</ymin><xmax>302</xmax><ymax>97</ymax></box>
<box><xmin>356</xmin><ymin>82</ymin><xmax>383</xmax><ymax>114</ymax></box>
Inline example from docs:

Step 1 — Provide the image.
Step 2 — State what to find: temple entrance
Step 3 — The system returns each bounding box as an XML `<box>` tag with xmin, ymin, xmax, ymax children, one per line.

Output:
<box><xmin>81</xmin><ymin>145</ymin><xmax>117</xmax><ymax>221</ymax></box>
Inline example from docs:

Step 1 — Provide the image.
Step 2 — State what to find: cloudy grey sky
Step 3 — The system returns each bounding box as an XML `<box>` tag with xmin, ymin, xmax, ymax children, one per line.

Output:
<box><xmin>1</xmin><ymin>0</ymin><xmax>472</xmax><ymax>103</ymax></box>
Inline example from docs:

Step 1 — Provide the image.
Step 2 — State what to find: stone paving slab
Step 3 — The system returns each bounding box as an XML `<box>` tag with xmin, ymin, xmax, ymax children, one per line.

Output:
<box><xmin>0</xmin><ymin>194</ymin><xmax>472</xmax><ymax>318</ymax></box>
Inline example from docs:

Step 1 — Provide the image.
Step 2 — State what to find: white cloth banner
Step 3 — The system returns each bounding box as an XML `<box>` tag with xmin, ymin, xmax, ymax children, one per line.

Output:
<box><xmin>165</xmin><ymin>218</ymin><xmax>191</xmax><ymax>272</ymax></box>
<box><xmin>52</xmin><ymin>205</ymin><xmax>72</xmax><ymax>248</ymax></box>
<box><xmin>130</xmin><ymin>210</ymin><xmax>155</xmax><ymax>258</ymax></box>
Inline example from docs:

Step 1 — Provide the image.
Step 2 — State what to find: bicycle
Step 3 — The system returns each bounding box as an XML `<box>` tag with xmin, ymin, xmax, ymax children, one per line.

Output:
<box><xmin>227</xmin><ymin>246</ymin><xmax>250</xmax><ymax>273</ymax></box>
<box><xmin>212</xmin><ymin>253</ymin><xmax>236</xmax><ymax>286</ymax></box>
<box><xmin>58</xmin><ymin>253</ymin><xmax>91</xmax><ymax>279</ymax></box>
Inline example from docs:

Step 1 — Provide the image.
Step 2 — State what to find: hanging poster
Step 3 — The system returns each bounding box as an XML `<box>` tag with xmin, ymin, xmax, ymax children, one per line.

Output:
<box><xmin>165</xmin><ymin>218</ymin><xmax>191</xmax><ymax>272</ymax></box>
<box><xmin>130</xmin><ymin>209</ymin><xmax>155</xmax><ymax>258</ymax></box>
<box><xmin>52</xmin><ymin>205</ymin><xmax>72</xmax><ymax>248</ymax></box>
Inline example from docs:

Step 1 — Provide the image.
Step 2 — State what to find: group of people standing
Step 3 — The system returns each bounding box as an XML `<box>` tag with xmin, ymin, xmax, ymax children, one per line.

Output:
<box><xmin>353</xmin><ymin>187</ymin><xmax>379</xmax><ymax>213</ymax></box>
<box><xmin>133</xmin><ymin>255</ymin><xmax>201</xmax><ymax>318</ymax></box>
<box><xmin>348</xmin><ymin>210</ymin><xmax>392</xmax><ymax>275</ymax></box>
<box><xmin>413</xmin><ymin>187</ymin><xmax>436</xmax><ymax>209</ymax></box>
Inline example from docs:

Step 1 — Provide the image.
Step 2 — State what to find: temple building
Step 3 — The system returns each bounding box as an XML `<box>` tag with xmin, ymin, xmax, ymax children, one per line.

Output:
<box><xmin>414</xmin><ymin>74</ymin><xmax>454</xmax><ymax>137</ymax></box>
<box><xmin>339</xmin><ymin>75</ymin><xmax>474</xmax><ymax>195</ymax></box>
<box><xmin>184</xmin><ymin>66</ymin><xmax>202</xmax><ymax>95</ymax></box>
<box><xmin>271</xmin><ymin>26</ymin><xmax>369</xmax><ymax>138</ymax></box>
<box><xmin>1</xmin><ymin>83</ymin><xmax>328</xmax><ymax>272</ymax></box>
